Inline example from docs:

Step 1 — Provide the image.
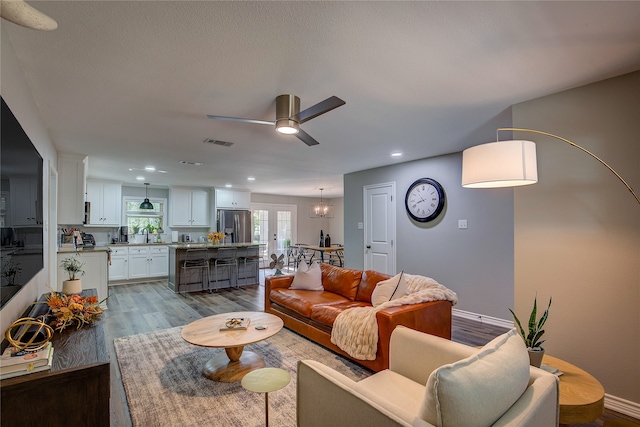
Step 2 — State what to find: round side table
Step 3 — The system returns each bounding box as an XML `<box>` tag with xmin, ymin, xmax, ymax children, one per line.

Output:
<box><xmin>241</xmin><ymin>367</ymin><xmax>291</xmax><ymax>426</ymax></box>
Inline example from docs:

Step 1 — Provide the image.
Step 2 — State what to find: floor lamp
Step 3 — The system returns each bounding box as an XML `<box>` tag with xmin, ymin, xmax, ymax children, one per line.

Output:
<box><xmin>461</xmin><ymin>127</ymin><xmax>640</xmax><ymax>206</ymax></box>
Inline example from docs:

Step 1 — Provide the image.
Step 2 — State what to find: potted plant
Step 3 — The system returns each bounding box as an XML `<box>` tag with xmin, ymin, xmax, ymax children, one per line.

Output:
<box><xmin>1</xmin><ymin>259</ymin><xmax>22</xmax><ymax>285</ymax></box>
<box><xmin>509</xmin><ymin>295</ymin><xmax>552</xmax><ymax>367</ymax></box>
<box><xmin>60</xmin><ymin>253</ymin><xmax>85</xmax><ymax>295</ymax></box>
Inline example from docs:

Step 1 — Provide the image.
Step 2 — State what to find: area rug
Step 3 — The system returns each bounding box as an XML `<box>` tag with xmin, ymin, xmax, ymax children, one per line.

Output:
<box><xmin>114</xmin><ymin>326</ymin><xmax>372</xmax><ymax>427</ymax></box>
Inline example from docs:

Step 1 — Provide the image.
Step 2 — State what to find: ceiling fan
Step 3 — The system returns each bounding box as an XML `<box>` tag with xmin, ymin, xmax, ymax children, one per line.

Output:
<box><xmin>207</xmin><ymin>94</ymin><xmax>345</xmax><ymax>146</ymax></box>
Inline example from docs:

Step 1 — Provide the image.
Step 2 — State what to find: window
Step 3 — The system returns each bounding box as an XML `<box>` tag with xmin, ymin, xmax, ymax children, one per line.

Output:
<box><xmin>123</xmin><ymin>197</ymin><xmax>166</xmax><ymax>235</ymax></box>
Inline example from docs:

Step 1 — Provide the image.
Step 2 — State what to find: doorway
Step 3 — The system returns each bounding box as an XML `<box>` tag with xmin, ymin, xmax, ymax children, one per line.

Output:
<box><xmin>363</xmin><ymin>182</ymin><xmax>396</xmax><ymax>274</ymax></box>
<box><xmin>250</xmin><ymin>203</ymin><xmax>297</xmax><ymax>266</ymax></box>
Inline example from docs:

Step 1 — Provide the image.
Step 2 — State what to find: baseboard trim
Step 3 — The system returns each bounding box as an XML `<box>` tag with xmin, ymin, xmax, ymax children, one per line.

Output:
<box><xmin>605</xmin><ymin>394</ymin><xmax>640</xmax><ymax>420</ymax></box>
<box><xmin>452</xmin><ymin>309</ymin><xmax>513</xmax><ymax>329</ymax></box>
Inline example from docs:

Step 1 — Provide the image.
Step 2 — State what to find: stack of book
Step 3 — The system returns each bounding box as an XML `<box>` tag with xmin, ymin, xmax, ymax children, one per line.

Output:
<box><xmin>0</xmin><ymin>342</ymin><xmax>54</xmax><ymax>380</ymax></box>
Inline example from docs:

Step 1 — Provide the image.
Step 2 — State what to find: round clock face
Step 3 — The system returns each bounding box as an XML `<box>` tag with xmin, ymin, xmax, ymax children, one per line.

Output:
<box><xmin>405</xmin><ymin>178</ymin><xmax>445</xmax><ymax>222</ymax></box>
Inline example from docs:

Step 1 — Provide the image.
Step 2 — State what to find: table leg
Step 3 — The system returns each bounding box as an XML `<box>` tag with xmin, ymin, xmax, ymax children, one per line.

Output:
<box><xmin>265</xmin><ymin>391</ymin><xmax>269</xmax><ymax>427</ymax></box>
<box><xmin>202</xmin><ymin>346</ymin><xmax>266</xmax><ymax>382</ymax></box>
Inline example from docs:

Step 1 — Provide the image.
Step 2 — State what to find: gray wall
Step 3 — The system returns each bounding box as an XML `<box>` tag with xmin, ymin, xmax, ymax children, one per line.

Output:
<box><xmin>513</xmin><ymin>72</ymin><xmax>640</xmax><ymax>405</ymax></box>
<box><xmin>344</xmin><ymin>153</ymin><xmax>515</xmax><ymax>319</ymax></box>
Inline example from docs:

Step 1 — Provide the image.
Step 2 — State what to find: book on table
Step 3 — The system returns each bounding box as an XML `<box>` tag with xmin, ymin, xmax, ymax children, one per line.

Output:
<box><xmin>220</xmin><ymin>317</ymin><xmax>251</xmax><ymax>331</ymax></box>
<box><xmin>0</xmin><ymin>342</ymin><xmax>54</xmax><ymax>379</ymax></box>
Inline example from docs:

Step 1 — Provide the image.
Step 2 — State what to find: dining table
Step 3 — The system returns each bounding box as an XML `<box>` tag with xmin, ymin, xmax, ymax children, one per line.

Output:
<box><xmin>294</xmin><ymin>244</ymin><xmax>344</xmax><ymax>266</ymax></box>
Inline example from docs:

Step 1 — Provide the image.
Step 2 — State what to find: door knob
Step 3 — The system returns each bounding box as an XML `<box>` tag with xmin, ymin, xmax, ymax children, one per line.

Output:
<box><xmin>366</xmin><ymin>245</ymin><xmax>371</xmax><ymax>249</ymax></box>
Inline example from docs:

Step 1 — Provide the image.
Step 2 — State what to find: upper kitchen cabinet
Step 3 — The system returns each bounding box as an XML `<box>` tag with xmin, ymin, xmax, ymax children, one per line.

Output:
<box><xmin>215</xmin><ymin>188</ymin><xmax>251</xmax><ymax>210</ymax></box>
<box><xmin>58</xmin><ymin>153</ymin><xmax>87</xmax><ymax>225</ymax></box>
<box><xmin>10</xmin><ymin>176</ymin><xmax>41</xmax><ymax>226</ymax></box>
<box><xmin>170</xmin><ymin>188</ymin><xmax>209</xmax><ymax>227</ymax></box>
<box><xmin>85</xmin><ymin>180</ymin><xmax>122</xmax><ymax>226</ymax></box>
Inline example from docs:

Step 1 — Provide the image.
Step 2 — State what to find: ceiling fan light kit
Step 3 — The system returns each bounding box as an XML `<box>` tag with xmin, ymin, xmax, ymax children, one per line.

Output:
<box><xmin>207</xmin><ymin>93</ymin><xmax>345</xmax><ymax>146</ymax></box>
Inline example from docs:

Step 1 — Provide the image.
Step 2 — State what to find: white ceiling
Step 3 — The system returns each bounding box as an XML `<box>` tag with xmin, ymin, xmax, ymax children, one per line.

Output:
<box><xmin>3</xmin><ymin>1</ymin><xmax>639</xmax><ymax>197</ymax></box>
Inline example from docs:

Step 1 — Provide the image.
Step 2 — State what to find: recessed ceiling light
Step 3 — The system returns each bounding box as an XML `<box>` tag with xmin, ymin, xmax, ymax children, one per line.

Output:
<box><xmin>225</xmin><ymin>184</ymin><xmax>232</xmax><ymax>188</ymax></box>
<box><xmin>136</xmin><ymin>176</ymin><xmax>145</xmax><ymax>181</ymax></box>
<box><xmin>391</xmin><ymin>152</ymin><xmax>403</xmax><ymax>157</ymax></box>
<box><xmin>247</xmin><ymin>177</ymin><xmax>255</xmax><ymax>181</ymax></box>
<box><xmin>144</xmin><ymin>166</ymin><xmax>156</xmax><ymax>172</ymax></box>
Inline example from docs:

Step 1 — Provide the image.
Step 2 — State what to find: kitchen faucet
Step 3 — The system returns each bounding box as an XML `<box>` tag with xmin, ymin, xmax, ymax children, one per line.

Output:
<box><xmin>143</xmin><ymin>228</ymin><xmax>149</xmax><ymax>243</ymax></box>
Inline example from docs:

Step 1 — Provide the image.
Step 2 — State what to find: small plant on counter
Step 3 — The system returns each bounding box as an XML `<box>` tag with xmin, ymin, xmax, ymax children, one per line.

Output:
<box><xmin>60</xmin><ymin>253</ymin><xmax>85</xmax><ymax>281</ymax></box>
<box><xmin>1</xmin><ymin>259</ymin><xmax>22</xmax><ymax>285</ymax></box>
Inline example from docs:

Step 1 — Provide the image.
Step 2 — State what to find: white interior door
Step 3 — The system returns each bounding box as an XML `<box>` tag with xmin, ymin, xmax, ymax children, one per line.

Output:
<box><xmin>251</xmin><ymin>203</ymin><xmax>297</xmax><ymax>265</ymax></box>
<box><xmin>364</xmin><ymin>182</ymin><xmax>396</xmax><ymax>274</ymax></box>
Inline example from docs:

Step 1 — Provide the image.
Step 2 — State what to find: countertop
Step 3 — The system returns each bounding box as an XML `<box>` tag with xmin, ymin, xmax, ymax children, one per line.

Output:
<box><xmin>167</xmin><ymin>243</ymin><xmax>260</xmax><ymax>249</ymax></box>
<box><xmin>57</xmin><ymin>246</ymin><xmax>111</xmax><ymax>254</ymax></box>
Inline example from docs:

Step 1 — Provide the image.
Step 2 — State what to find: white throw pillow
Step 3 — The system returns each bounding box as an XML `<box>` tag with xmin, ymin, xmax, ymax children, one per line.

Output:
<box><xmin>371</xmin><ymin>272</ymin><xmax>407</xmax><ymax>307</ymax></box>
<box><xmin>418</xmin><ymin>328</ymin><xmax>530</xmax><ymax>427</ymax></box>
<box><xmin>289</xmin><ymin>262</ymin><xmax>323</xmax><ymax>290</ymax></box>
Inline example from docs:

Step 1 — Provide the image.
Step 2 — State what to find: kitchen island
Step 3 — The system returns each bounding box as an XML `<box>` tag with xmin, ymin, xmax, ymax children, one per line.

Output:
<box><xmin>167</xmin><ymin>243</ymin><xmax>260</xmax><ymax>293</ymax></box>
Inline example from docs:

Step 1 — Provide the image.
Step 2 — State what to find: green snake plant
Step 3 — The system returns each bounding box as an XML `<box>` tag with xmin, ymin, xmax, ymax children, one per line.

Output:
<box><xmin>509</xmin><ymin>296</ymin><xmax>552</xmax><ymax>350</ymax></box>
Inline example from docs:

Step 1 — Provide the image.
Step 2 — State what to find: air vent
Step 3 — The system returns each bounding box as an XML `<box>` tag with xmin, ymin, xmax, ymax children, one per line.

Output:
<box><xmin>179</xmin><ymin>160</ymin><xmax>203</xmax><ymax>166</ymax></box>
<box><xmin>203</xmin><ymin>138</ymin><xmax>234</xmax><ymax>147</ymax></box>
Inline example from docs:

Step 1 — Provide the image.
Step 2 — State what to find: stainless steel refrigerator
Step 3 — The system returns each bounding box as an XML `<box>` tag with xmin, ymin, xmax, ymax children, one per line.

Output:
<box><xmin>217</xmin><ymin>209</ymin><xmax>252</xmax><ymax>243</ymax></box>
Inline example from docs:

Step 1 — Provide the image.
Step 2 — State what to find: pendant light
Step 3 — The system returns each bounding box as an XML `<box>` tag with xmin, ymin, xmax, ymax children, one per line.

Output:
<box><xmin>139</xmin><ymin>183</ymin><xmax>154</xmax><ymax>210</ymax></box>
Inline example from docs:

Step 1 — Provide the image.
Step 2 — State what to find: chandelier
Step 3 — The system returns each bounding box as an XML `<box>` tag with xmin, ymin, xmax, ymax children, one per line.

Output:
<box><xmin>311</xmin><ymin>188</ymin><xmax>334</xmax><ymax>218</ymax></box>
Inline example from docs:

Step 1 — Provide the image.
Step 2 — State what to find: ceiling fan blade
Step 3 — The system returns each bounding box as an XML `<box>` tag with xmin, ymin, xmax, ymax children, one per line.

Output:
<box><xmin>295</xmin><ymin>129</ymin><xmax>320</xmax><ymax>146</ymax></box>
<box><xmin>293</xmin><ymin>96</ymin><xmax>346</xmax><ymax>124</ymax></box>
<box><xmin>206</xmin><ymin>115</ymin><xmax>274</xmax><ymax>126</ymax></box>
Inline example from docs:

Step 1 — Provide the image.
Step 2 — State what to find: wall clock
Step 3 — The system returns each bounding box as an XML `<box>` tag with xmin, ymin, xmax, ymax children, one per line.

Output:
<box><xmin>405</xmin><ymin>178</ymin><xmax>445</xmax><ymax>222</ymax></box>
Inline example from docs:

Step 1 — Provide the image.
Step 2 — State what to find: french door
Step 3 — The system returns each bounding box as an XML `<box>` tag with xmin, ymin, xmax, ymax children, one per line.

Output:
<box><xmin>251</xmin><ymin>203</ymin><xmax>297</xmax><ymax>265</ymax></box>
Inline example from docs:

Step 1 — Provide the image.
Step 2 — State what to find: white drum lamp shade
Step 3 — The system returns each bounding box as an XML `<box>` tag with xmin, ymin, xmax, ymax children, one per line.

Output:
<box><xmin>462</xmin><ymin>140</ymin><xmax>538</xmax><ymax>188</ymax></box>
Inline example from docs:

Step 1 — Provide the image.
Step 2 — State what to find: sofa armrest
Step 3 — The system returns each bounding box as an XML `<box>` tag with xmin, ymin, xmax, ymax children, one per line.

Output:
<box><xmin>375</xmin><ymin>300</ymin><xmax>453</xmax><ymax>372</ymax></box>
<box><xmin>265</xmin><ymin>274</ymin><xmax>294</xmax><ymax>290</ymax></box>
<box><xmin>264</xmin><ymin>275</ymin><xmax>294</xmax><ymax>312</ymax></box>
<box><xmin>388</xmin><ymin>326</ymin><xmax>476</xmax><ymax>385</ymax></box>
<box><xmin>297</xmin><ymin>360</ymin><xmax>417</xmax><ymax>427</ymax></box>
<box><xmin>492</xmin><ymin>367</ymin><xmax>559</xmax><ymax>427</ymax></box>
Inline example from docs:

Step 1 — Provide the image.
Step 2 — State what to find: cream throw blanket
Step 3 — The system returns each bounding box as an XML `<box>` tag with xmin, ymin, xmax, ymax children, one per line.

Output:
<box><xmin>330</xmin><ymin>274</ymin><xmax>458</xmax><ymax>360</ymax></box>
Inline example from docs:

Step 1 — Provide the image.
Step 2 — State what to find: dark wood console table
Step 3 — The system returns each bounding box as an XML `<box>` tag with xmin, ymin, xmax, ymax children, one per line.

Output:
<box><xmin>0</xmin><ymin>289</ymin><xmax>110</xmax><ymax>427</ymax></box>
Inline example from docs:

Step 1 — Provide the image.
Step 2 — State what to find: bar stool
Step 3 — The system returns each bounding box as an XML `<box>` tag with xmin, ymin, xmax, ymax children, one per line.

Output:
<box><xmin>180</xmin><ymin>249</ymin><xmax>210</xmax><ymax>295</ymax></box>
<box><xmin>237</xmin><ymin>245</ymin><xmax>260</xmax><ymax>286</ymax></box>
<box><xmin>211</xmin><ymin>247</ymin><xmax>237</xmax><ymax>291</ymax></box>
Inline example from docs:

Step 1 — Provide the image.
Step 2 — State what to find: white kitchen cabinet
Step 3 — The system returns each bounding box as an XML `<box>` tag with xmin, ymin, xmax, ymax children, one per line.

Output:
<box><xmin>170</xmin><ymin>188</ymin><xmax>209</xmax><ymax>227</ymax></box>
<box><xmin>149</xmin><ymin>246</ymin><xmax>169</xmax><ymax>277</ymax></box>
<box><xmin>10</xmin><ymin>177</ymin><xmax>40</xmax><ymax>225</ymax></box>
<box><xmin>57</xmin><ymin>250</ymin><xmax>108</xmax><ymax>306</ymax></box>
<box><xmin>108</xmin><ymin>246</ymin><xmax>129</xmax><ymax>281</ymax></box>
<box><xmin>57</xmin><ymin>153</ymin><xmax>87</xmax><ymax>225</ymax></box>
<box><xmin>114</xmin><ymin>245</ymin><xmax>169</xmax><ymax>280</ymax></box>
<box><xmin>86</xmin><ymin>180</ymin><xmax>122</xmax><ymax>226</ymax></box>
<box><xmin>215</xmin><ymin>188</ymin><xmax>251</xmax><ymax>210</ymax></box>
<box><xmin>128</xmin><ymin>246</ymin><xmax>150</xmax><ymax>279</ymax></box>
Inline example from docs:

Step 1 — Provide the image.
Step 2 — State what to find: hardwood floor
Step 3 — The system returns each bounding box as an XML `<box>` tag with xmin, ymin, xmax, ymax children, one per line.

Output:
<box><xmin>103</xmin><ymin>277</ymin><xmax>637</xmax><ymax>427</ymax></box>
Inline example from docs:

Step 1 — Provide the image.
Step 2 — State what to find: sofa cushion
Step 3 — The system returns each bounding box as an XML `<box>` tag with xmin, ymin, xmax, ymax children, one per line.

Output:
<box><xmin>290</xmin><ymin>261</ymin><xmax>323</xmax><ymax>290</ymax></box>
<box><xmin>418</xmin><ymin>328</ymin><xmax>529</xmax><ymax>427</ymax></box>
<box><xmin>319</xmin><ymin>263</ymin><xmax>363</xmax><ymax>301</ymax></box>
<box><xmin>355</xmin><ymin>270</ymin><xmax>392</xmax><ymax>303</ymax></box>
<box><xmin>371</xmin><ymin>272</ymin><xmax>407</xmax><ymax>307</ymax></box>
<box><xmin>310</xmin><ymin>301</ymin><xmax>372</xmax><ymax>327</ymax></box>
<box><xmin>269</xmin><ymin>288</ymin><xmax>350</xmax><ymax>317</ymax></box>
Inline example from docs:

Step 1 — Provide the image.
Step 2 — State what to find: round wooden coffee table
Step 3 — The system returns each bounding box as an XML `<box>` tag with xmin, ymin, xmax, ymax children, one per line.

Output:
<box><xmin>543</xmin><ymin>354</ymin><xmax>605</xmax><ymax>426</ymax></box>
<box><xmin>181</xmin><ymin>311</ymin><xmax>283</xmax><ymax>382</ymax></box>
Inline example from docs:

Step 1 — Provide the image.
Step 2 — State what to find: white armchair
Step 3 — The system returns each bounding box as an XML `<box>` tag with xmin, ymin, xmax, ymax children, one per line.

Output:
<box><xmin>297</xmin><ymin>326</ymin><xmax>559</xmax><ymax>427</ymax></box>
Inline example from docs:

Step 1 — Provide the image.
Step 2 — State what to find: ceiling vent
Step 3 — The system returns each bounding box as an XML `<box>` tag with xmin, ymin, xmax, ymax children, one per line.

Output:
<box><xmin>179</xmin><ymin>160</ymin><xmax>203</xmax><ymax>166</ymax></box>
<box><xmin>203</xmin><ymin>138</ymin><xmax>234</xmax><ymax>147</ymax></box>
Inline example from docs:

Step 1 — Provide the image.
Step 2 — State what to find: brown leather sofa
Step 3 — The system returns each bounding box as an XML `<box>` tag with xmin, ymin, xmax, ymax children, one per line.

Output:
<box><xmin>264</xmin><ymin>263</ymin><xmax>453</xmax><ymax>372</ymax></box>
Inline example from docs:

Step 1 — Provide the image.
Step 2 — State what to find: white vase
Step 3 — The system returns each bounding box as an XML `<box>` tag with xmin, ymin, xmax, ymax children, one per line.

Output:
<box><xmin>62</xmin><ymin>279</ymin><xmax>82</xmax><ymax>295</ymax></box>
